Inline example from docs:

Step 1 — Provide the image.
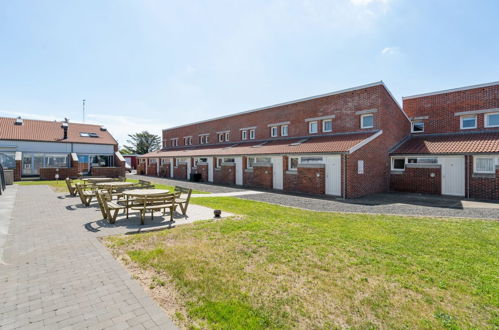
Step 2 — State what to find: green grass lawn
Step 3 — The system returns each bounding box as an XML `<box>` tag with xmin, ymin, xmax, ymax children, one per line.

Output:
<box><xmin>104</xmin><ymin>197</ymin><xmax>499</xmax><ymax>329</ymax></box>
<box><xmin>15</xmin><ymin>178</ymin><xmax>209</xmax><ymax>194</ymax></box>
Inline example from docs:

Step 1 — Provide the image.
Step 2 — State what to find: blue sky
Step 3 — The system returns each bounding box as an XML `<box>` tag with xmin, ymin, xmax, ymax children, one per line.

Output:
<box><xmin>1</xmin><ymin>0</ymin><xmax>498</xmax><ymax>146</ymax></box>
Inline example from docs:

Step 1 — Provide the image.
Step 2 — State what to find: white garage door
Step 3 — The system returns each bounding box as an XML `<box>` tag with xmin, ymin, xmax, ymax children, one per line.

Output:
<box><xmin>439</xmin><ymin>156</ymin><xmax>465</xmax><ymax>196</ymax></box>
<box><xmin>325</xmin><ymin>155</ymin><xmax>341</xmax><ymax>196</ymax></box>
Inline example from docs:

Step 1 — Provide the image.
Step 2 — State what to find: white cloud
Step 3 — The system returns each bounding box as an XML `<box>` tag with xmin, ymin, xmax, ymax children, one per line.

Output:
<box><xmin>381</xmin><ymin>46</ymin><xmax>399</xmax><ymax>55</ymax></box>
<box><xmin>350</xmin><ymin>0</ymin><xmax>391</xmax><ymax>5</ymax></box>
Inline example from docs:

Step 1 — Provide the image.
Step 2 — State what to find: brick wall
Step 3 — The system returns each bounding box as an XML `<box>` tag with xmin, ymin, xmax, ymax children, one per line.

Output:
<box><xmin>39</xmin><ymin>167</ymin><xmax>80</xmax><ymax>180</ymax></box>
<box><xmin>297</xmin><ymin>165</ymin><xmax>325</xmax><ymax>194</ymax></box>
<box><xmin>14</xmin><ymin>160</ymin><xmax>21</xmax><ymax>181</ymax></box>
<box><xmin>191</xmin><ymin>163</ymin><xmax>208</xmax><ymax>182</ymax></box>
<box><xmin>137</xmin><ymin>162</ymin><xmax>146</xmax><ymax>175</ymax></box>
<box><xmin>214</xmin><ymin>164</ymin><xmax>235</xmax><ymax>185</ymax></box>
<box><xmin>159</xmin><ymin>163</ymin><xmax>170</xmax><ymax>177</ymax></box>
<box><xmin>467</xmin><ymin>155</ymin><xmax>499</xmax><ymax>200</ymax></box>
<box><xmin>163</xmin><ymin>84</ymin><xmax>386</xmax><ymax>148</ymax></box>
<box><xmin>403</xmin><ymin>83</ymin><xmax>499</xmax><ymax>134</ymax></box>
<box><xmin>390</xmin><ymin>165</ymin><xmax>441</xmax><ymax>195</ymax></box>
<box><xmin>146</xmin><ymin>163</ymin><xmax>158</xmax><ymax>176</ymax></box>
<box><xmin>346</xmin><ymin>87</ymin><xmax>410</xmax><ymax>198</ymax></box>
<box><xmin>173</xmin><ymin>163</ymin><xmax>187</xmax><ymax>180</ymax></box>
<box><xmin>250</xmin><ymin>164</ymin><xmax>273</xmax><ymax>189</ymax></box>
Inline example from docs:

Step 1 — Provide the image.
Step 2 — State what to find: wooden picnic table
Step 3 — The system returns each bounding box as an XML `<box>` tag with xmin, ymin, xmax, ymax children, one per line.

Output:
<box><xmin>95</xmin><ymin>181</ymin><xmax>135</xmax><ymax>189</ymax></box>
<box><xmin>82</xmin><ymin>177</ymin><xmax>114</xmax><ymax>184</ymax></box>
<box><xmin>122</xmin><ymin>189</ymin><xmax>171</xmax><ymax>219</ymax></box>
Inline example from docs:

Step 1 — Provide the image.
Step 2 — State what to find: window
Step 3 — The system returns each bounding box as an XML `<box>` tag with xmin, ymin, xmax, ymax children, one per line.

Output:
<box><xmin>91</xmin><ymin>155</ymin><xmax>113</xmax><ymax>167</ymax></box>
<box><xmin>0</xmin><ymin>152</ymin><xmax>15</xmax><ymax>169</ymax></box>
<box><xmin>411</xmin><ymin>121</ymin><xmax>424</xmax><ymax>133</ymax></box>
<box><xmin>177</xmin><ymin>157</ymin><xmax>187</xmax><ymax>163</ymax></box>
<box><xmin>247</xmin><ymin>157</ymin><xmax>271</xmax><ymax>168</ymax></box>
<box><xmin>309</xmin><ymin>121</ymin><xmax>318</xmax><ymax>134</ymax></box>
<box><xmin>205</xmin><ymin>135</ymin><xmax>209</xmax><ymax>144</ymax></box>
<box><xmin>288</xmin><ymin>157</ymin><xmax>299</xmax><ymax>171</ymax></box>
<box><xmin>357</xmin><ymin>160</ymin><xmax>364</xmax><ymax>174</ymax></box>
<box><xmin>391</xmin><ymin>158</ymin><xmax>405</xmax><ymax>170</ymax></box>
<box><xmin>249</xmin><ymin>129</ymin><xmax>255</xmax><ymax>140</ymax></box>
<box><xmin>223</xmin><ymin>157</ymin><xmax>235</xmax><ymax>163</ymax></box>
<box><xmin>218</xmin><ymin>134</ymin><xmax>224</xmax><ymax>142</ymax></box>
<box><xmin>474</xmin><ymin>157</ymin><xmax>495</xmax><ymax>173</ymax></box>
<box><xmin>242</xmin><ymin>130</ymin><xmax>248</xmax><ymax>140</ymax></box>
<box><xmin>225</xmin><ymin>132</ymin><xmax>230</xmax><ymax>141</ymax></box>
<box><xmin>184</xmin><ymin>137</ymin><xmax>192</xmax><ymax>145</ymax></box>
<box><xmin>171</xmin><ymin>139</ymin><xmax>178</xmax><ymax>147</ymax></box>
<box><xmin>270</xmin><ymin>126</ymin><xmax>278</xmax><ymax>137</ymax></box>
<box><xmin>460</xmin><ymin>115</ymin><xmax>477</xmax><ymax>129</ymax></box>
<box><xmin>361</xmin><ymin>114</ymin><xmax>374</xmax><ymax>129</ymax></box>
<box><xmin>199</xmin><ymin>136</ymin><xmax>205</xmax><ymax>144</ymax></box>
<box><xmin>216</xmin><ymin>158</ymin><xmax>222</xmax><ymax>168</ymax></box>
<box><xmin>301</xmin><ymin>156</ymin><xmax>323</xmax><ymax>164</ymax></box>
<box><xmin>149</xmin><ymin>159</ymin><xmax>158</xmax><ymax>164</ymax></box>
<box><xmin>407</xmin><ymin>157</ymin><xmax>438</xmax><ymax>164</ymax></box>
<box><xmin>44</xmin><ymin>154</ymin><xmax>68</xmax><ymax>168</ymax></box>
<box><xmin>194</xmin><ymin>157</ymin><xmax>208</xmax><ymax>166</ymax></box>
<box><xmin>485</xmin><ymin>113</ymin><xmax>499</xmax><ymax>128</ymax></box>
<box><xmin>80</xmin><ymin>132</ymin><xmax>99</xmax><ymax>138</ymax></box>
<box><xmin>281</xmin><ymin>125</ymin><xmax>288</xmax><ymax>136</ymax></box>
<box><xmin>323</xmin><ymin>119</ymin><xmax>332</xmax><ymax>132</ymax></box>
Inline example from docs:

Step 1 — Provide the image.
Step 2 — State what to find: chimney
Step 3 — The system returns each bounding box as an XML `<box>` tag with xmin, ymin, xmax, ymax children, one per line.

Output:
<box><xmin>14</xmin><ymin>117</ymin><xmax>23</xmax><ymax>125</ymax></box>
<box><xmin>61</xmin><ymin>119</ymin><xmax>69</xmax><ymax>140</ymax></box>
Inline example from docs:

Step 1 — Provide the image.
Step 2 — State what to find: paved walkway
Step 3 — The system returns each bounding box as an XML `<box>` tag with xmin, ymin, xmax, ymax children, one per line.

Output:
<box><xmin>0</xmin><ymin>185</ymin><xmax>179</xmax><ymax>329</ymax></box>
<box><xmin>0</xmin><ymin>185</ymin><xmax>17</xmax><ymax>264</ymax></box>
<box><xmin>133</xmin><ymin>174</ymin><xmax>499</xmax><ymax>219</ymax></box>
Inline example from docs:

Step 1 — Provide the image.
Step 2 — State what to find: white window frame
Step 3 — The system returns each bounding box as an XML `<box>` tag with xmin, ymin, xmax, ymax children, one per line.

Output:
<box><xmin>288</xmin><ymin>156</ymin><xmax>299</xmax><ymax>171</ymax></box>
<box><xmin>411</xmin><ymin>121</ymin><xmax>424</xmax><ymax>133</ymax></box>
<box><xmin>473</xmin><ymin>156</ymin><xmax>496</xmax><ymax>174</ymax></box>
<box><xmin>249</xmin><ymin>129</ymin><xmax>255</xmax><ymax>140</ymax></box>
<box><xmin>225</xmin><ymin>132</ymin><xmax>230</xmax><ymax>142</ymax></box>
<box><xmin>391</xmin><ymin>157</ymin><xmax>406</xmax><ymax>171</ymax></box>
<box><xmin>270</xmin><ymin>126</ymin><xmax>278</xmax><ymax>137</ymax></box>
<box><xmin>218</xmin><ymin>134</ymin><xmax>224</xmax><ymax>143</ymax></box>
<box><xmin>216</xmin><ymin>158</ymin><xmax>222</xmax><ymax>168</ymax></box>
<box><xmin>460</xmin><ymin>115</ymin><xmax>477</xmax><ymax>130</ymax></box>
<box><xmin>241</xmin><ymin>130</ymin><xmax>248</xmax><ymax>140</ymax></box>
<box><xmin>485</xmin><ymin>112</ymin><xmax>499</xmax><ymax>128</ymax></box>
<box><xmin>360</xmin><ymin>114</ymin><xmax>374</xmax><ymax>129</ymax></box>
<box><xmin>281</xmin><ymin>125</ymin><xmax>288</xmax><ymax>137</ymax></box>
<box><xmin>322</xmin><ymin>119</ymin><xmax>332</xmax><ymax>133</ymax></box>
<box><xmin>171</xmin><ymin>138</ymin><xmax>178</xmax><ymax>147</ymax></box>
<box><xmin>309</xmin><ymin>121</ymin><xmax>318</xmax><ymax>134</ymax></box>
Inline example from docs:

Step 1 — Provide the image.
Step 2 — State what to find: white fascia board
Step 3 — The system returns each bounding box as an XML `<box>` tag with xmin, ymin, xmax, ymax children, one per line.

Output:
<box><xmin>239</xmin><ymin>126</ymin><xmax>257</xmax><ymax>131</ymax></box>
<box><xmin>348</xmin><ymin>130</ymin><xmax>383</xmax><ymax>154</ymax></box>
<box><xmin>267</xmin><ymin>121</ymin><xmax>290</xmax><ymax>127</ymax></box>
<box><xmin>403</xmin><ymin>81</ymin><xmax>499</xmax><ymax>100</ymax></box>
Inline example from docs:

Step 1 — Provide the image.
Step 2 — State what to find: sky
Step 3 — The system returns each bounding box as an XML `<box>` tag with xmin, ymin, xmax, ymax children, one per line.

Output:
<box><xmin>1</xmin><ymin>0</ymin><xmax>498</xmax><ymax>147</ymax></box>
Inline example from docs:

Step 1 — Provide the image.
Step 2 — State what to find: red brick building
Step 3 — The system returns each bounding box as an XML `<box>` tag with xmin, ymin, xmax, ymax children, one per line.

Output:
<box><xmin>139</xmin><ymin>82</ymin><xmax>410</xmax><ymax>198</ymax></box>
<box><xmin>390</xmin><ymin>81</ymin><xmax>499</xmax><ymax>199</ymax></box>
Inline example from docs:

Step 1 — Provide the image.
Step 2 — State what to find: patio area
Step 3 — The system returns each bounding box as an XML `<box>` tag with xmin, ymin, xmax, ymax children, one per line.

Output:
<box><xmin>0</xmin><ymin>183</ymin><xmax>230</xmax><ymax>329</ymax></box>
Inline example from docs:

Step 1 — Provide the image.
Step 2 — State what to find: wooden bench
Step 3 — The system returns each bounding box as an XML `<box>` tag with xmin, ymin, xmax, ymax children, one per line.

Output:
<box><xmin>96</xmin><ymin>190</ymin><xmax>126</xmax><ymax>223</ymax></box>
<box><xmin>174</xmin><ymin>186</ymin><xmax>193</xmax><ymax>215</ymax></box>
<box><xmin>75</xmin><ymin>183</ymin><xmax>96</xmax><ymax>206</ymax></box>
<box><xmin>65</xmin><ymin>178</ymin><xmax>77</xmax><ymax>196</ymax></box>
<box><xmin>131</xmin><ymin>194</ymin><xmax>176</xmax><ymax>225</ymax></box>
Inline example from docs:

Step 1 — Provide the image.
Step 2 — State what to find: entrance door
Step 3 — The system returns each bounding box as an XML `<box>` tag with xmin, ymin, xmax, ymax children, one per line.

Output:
<box><xmin>440</xmin><ymin>156</ymin><xmax>465</xmax><ymax>196</ymax></box>
<box><xmin>207</xmin><ymin>157</ymin><xmax>214</xmax><ymax>182</ymax></box>
<box><xmin>235</xmin><ymin>157</ymin><xmax>243</xmax><ymax>185</ymax></box>
<box><xmin>271</xmin><ymin>156</ymin><xmax>283</xmax><ymax>190</ymax></box>
<box><xmin>186</xmin><ymin>158</ymin><xmax>191</xmax><ymax>180</ymax></box>
<box><xmin>22</xmin><ymin>154</ymin><xmax>44</xmax><ymax>176</ymax></box>
<box><xmin>325</xmin><ymin>155</ymin><xmax>341</xmax><ymax>196</ymax></box>
<box><xmin>170</xmin><ymin>159</ymin><xmax>174</xmax><ymax>178</ymax></box>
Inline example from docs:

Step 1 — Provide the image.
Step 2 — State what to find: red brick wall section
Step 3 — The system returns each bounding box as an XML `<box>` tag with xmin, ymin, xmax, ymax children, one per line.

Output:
<box><xmin>214</xmin><ymin>164</ymin><xmax>235</xmax><ymax>185</ymax></box>
<box><xmin>14</xmin><ymin>160</ymin><xmax>21</xmax><ymax>181</ymax></box>
<box><xmin>192</xmin><ymin>164</ymin><xmax>208</xmax><ymax>182</ymax></box>
<box><xmin>159</xmin><ymin>163</ymin><xmax>170</xmax><ymax>177</ymax></box>
<box><xmin>39</xmin><ymin>167</ymin><xmax>80</xmax><ymax>180</ymax></box>
<box><xmin>137</xmin><ymin>162</ymin><xmax>146</xmax><ymax>175</ymax></box>
<box><xmin>251</xmin><ymin>164</ymin><xmax>273</xmax><ymax>189</ymax></box>
<box><xmin>174</xmin><ymin>163</ymin><xmax>187</xmax><ymax>180</ymax></box>
<box><xmin>390</xmin><ymin>165</ymin><xmax>441</xmax><ymax>195</ymax></box>
<box><xmin>346</xmin><ymin>86</ymin><xmax>410</xmax><ymax>198</ymax></box>
<box><xmin>467</xmin><ymin>156</ymin><xmax>499</xmax><ymax>200</ymax></box>
<box><xmin>296</xmin><ymin>165</ymin><xmax>325</xmax><ymax>194</ymax></box>
<box><xmin>163</xmin><ymin>85</ymin><xmax>384</xmax><ymax>147</ymax></box>
<box><xmin>403</xmin><ymin>83</ymin><xmax>499</xmax><ymax>134</ymax></box>
<box><xmin>146</xmin><ymin>163</ymin><xmax>158</xmax><ymax>176</ymax></box>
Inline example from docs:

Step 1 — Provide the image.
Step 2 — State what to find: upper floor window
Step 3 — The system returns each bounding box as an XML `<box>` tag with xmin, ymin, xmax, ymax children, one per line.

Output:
<box><xmin>225</xmin><ymin>132</ymin><xmax>230</xmax><ymax>141</ymax></box>
<box><xmin>360</xmin><ymin>114</ymin><xmax>374</xmax><ymax>129</ymax></box>
<box><xmin>171</xmin><ymin>138</ymin><xmax>178</xmax><ymax>147</ymax></box>
<box><xmin>474</xmin><ymin>156</ymin><xmax>496</xmax><ymax>174</ymax></box>
<box><xmin>281</xmin><ymin>125</ymin><xmax>288</xmax><ymax>136</ymax></box>
<box><xmin>460</xmin><ymin>115</ymin><xmax>477</xmax><ymax>130</ymax></box>
<box><xmin>241</xmin><ymin>130</ymin><xmax>248</xmax><ymax>140</ymax></box>
<box><xmin>184</xmin><ymin>137</ymin><xmax>192</xmax><ymax>145</ymax></box>
<box><xmin>270</xmin><ymin>126</ymin><xmax>278</xmax><ymax>137</ymax></box>
<box><xmin>249</xmin><ymin>129</ymin><xmax>255</xmax><ymax>140</ymax></box>
<box><xmin>485</xmin><ymin>113</ymin><xmax>499</xmax><ymax>128</ymax></box>
<box><xmin>199</xmin><ymin>135</ymin><xmax>204</xmax><ymax>144</ymax></box>
<box><xmin>411</xmin><ymin>121</ymin><xmax>424</xmax><ymax>133</ymax></box>
<box><xmin>309</xmin><ymin>121</ymin><xmax>318</xmax><ymax>134</ymax></box>
<box><xmin>322</xmin><ymin>119</ymin><xmax>332</xmax><ymax>132</ymax></box>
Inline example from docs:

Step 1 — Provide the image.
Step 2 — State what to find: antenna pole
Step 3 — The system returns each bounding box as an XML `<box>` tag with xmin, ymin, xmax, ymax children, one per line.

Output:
<box><xmin>82</xmin><ymin>99</ymin><xmax>86</xmax><ymax>123</ymax></box>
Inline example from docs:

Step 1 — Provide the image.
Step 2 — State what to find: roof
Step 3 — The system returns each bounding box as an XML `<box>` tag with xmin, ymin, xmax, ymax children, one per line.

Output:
<box><xmin>0</xmin><ymin>117</ymin><xmax>118</xmax><ymax>145</ymax></box>
<box><xmin>164</xmin><ymin>81</ymin><xmax>406</xmax><ymax>131</ymax></box>
<box><xmin>403</xmin><ymin>81</ymin><xmax>499</xmax><ymax>100</ymax></box>
<box><xmin>391</xmin><ymin>132</ymin><xmax>499</xmax><ymax>155</ymax></box>
<box><xmin>141</xmin><ymin>132</ymin><xmax>377</xmax><ymax>158</ymax></box>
